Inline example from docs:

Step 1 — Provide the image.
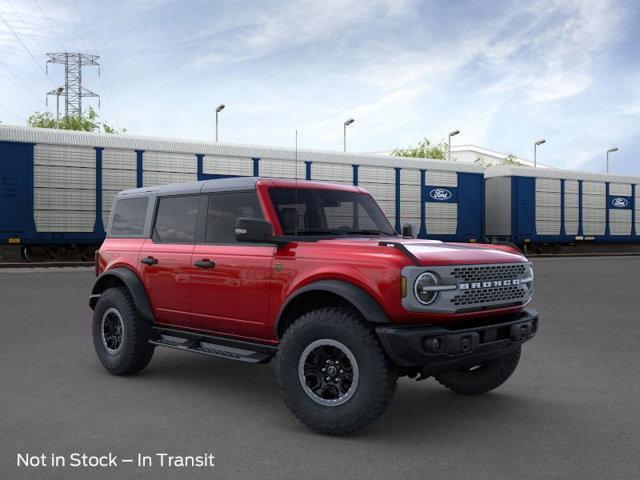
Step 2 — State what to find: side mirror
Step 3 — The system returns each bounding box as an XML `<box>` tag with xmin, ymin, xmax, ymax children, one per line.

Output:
<box><xmin>235</xmin><ymin>218</ymin><xmax>273</xmax><ymax>243</ymax></box>
<box><xmin>401</xmin><ymin>223</ymin><xmax>414</xmax><ymax>238</ymax></box>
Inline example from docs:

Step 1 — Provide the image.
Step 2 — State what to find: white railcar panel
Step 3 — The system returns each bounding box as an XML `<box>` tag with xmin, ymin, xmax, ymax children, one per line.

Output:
<box><xmin>400</xmin><ymin>201</ymin><xmax>421</xmax><ymax>219</ymax></box>
<box><xmin>103</xmin><ymin>149</ymin><xmax>136</xmax><ymax>171</ymax></box>
<box><xmin>102</xmin><ymin>189</ymin><xmax>122</xmax><ymax>229</ymax></box>
<box><xmin>400</xmin><ymin>169</ymin><xmax>421</xmax><ymax>186</ymax></box>
<box><xmin>564</xmin><ymin>206</ymin><xmax>579</xmax><ymax>235</ymax></box>
<box><xmin>358</xmin><ymin>166</ymin><xmax>395</xmax><ymax>184</ymax></box>
<box><xmin>34</xmin><ymin>210</ymin><xmax>95</xmax><ymax>232</ymax></box>
<box><xmin>609</xmin><ymin>183</ymin><xmax>632</xmax><ymax>196</ymax></box>
<box><xmin>143</xmin><ymin>171</ymin><xmax>196</xmax><ymax>187</ymax></box>
<box><xmin>375</xmin><ymin>200</ymin><xmax>396</xmax><ymax>224</ymax></box>
<box><xmin>34</xmin><ymin>188</ymin><xmax>95</xmax><ymax>211</ymax></box>
<box><xmin>609</xmin><ymin>209</ymin><xmax>632</xmax><ymax>235</ymax></box>
<box><xmin>536</xmin><ymin>191</ymin><xmax>561</xmax><ymax>207</ymax></box>
<box><xmin>426</xmin><ymin>203</ymin><xmax>457</xmax><ymax>235</ymax></box>
<box><xmin>400</xmin><ymin>183</ymin><xmax>420</xmax><ymax>202</ymax></box>
<box><xmin>564</xmin><ymin>193</ymin><xmax>579</xmax><ymax>208</ymax></box>
<box><xmin>34</xmin><ymin>144</ymin><xmax>95</xmax><ymax>168</ymax></box>
<box><xmin>103</xmin><ymin>168</ymin><xmax>137</xmax><ymax>191</ymax></box>
<box><xmin>203</xmin><ymin>156</ymin><xmax>253</xmax><ymax>176</ymax></box>
<box><xmin>565</xmin><ymin>222</ymin><xmax>579</xmax><ymax>235</ymax></box>
<box><xmin>259</xmin><ymin>159</ymin><xmax>304</xmax><ymax>179</ymax></box>
<box><xmin>34</xmin><ymin>165</ymin><xmax>95</xmax><ymax>190</ymax></box>
<box><xmin>535</xmin><ymin>178</ymin><xmax>560</xmax><ymax>193</ymax></box>
<box><xmin>536</xmin><ymin>179</ymin><xmax>561</xmax><ymax>235</ymax></box>
<box><xmin>311</xmin><ymin>163</ymin><xmax>353</xmax><ymax>183</ymax></box>
<box><xmin>358</xmin><ymin>182</ymin><xmax>395</xmax><ymax>201</ymax></box>
<box><xmin>426</xmin><ymin>170</ymin><xmax>457</xmax><ymax>187</ymax></box>
<box><xmin>583</xmin><ymin>221</ymin><xmax>605</xmax><ymax>235</ymax></box>
<box><xmin>582</xmin><ymin>181</ymin><xmax>605</xmax><ymax>195</ymax></box>
<box><xmin>565</xmin><ymin>180</ymin><xmax>579</xmax><ymax>194</ymax></box>
<box><xmin>144</xmin><ymin>151</ymin><xmax>196</xmax><ymax>173</ymax></box>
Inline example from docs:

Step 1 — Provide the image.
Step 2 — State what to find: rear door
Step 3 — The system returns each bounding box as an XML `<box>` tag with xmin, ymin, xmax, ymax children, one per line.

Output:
<box><xmin>139</xmin><ymin>194</ymin><xmax>201</xmax><ymax>328</ymax></box>
<box><xmin>0</xmin><ymin>142</ymin><xmax>29</xmax><ymax>233</ymax></box>
<box><xmin>189</xmin><ymin>191</ymin><xmax>274</xmax><ymax>338</ymax></box>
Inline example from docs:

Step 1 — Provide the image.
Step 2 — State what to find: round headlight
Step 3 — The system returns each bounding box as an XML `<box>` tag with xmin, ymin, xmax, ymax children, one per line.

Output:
<box><xmin>414</xmin><ymin>272</ymin><xmax>439</xmax><ymax>305</ymax></box>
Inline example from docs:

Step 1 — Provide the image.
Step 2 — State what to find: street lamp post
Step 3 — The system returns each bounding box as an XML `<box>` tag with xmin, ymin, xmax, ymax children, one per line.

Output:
<box><xmin>448</xmin><ymin>130</ymin><xmax>460</xmax><ymax>161</ymax></box>
<box><xmin>606</xmin><ymin>147</ymin><xmax>618</xmax><ymax>173</ymax></box>
<box><xmin>55</xmin><ymin>87</ymin><xmax>64</xmax><ymax>127</ymax></box>
<box><xmin>534</xmin><ymin>139</ymin><xmax>546</xmax><ymax>167</ymax></box>
<box><xmin>343</xmin><ymin>118</ymin><xmax>355</xmax><ymax>152</ymax></box>
<box><xmin>215</xmin><ymin>104</ymin><xmax>225</xmax><ymax>142</ymax></box>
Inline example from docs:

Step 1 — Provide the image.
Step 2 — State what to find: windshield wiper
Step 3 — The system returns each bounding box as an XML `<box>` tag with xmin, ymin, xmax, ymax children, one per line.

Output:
<box><xmin>287</xmin><ymin>229</ymin><xmax>340</xmax><ymax>236</ymax></box>
<box><xmin>343</xmin><ymin>229</ymin><xmax>389</xmax><ymax>236</ymax></box>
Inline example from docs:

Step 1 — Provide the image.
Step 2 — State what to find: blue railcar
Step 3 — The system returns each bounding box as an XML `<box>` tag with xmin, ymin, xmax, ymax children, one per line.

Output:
<box><xmin>0</xmin><ymin>125</ymin><xmax>485</xmax><ymax>260</ymax></box>
<box><xmin>485</xmin><ymin>165</ymin><xmax>640</xmax><ymax>253</ymax></box>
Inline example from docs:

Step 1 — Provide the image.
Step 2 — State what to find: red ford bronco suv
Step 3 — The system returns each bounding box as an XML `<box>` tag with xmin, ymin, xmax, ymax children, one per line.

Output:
<box><xmin>90</xmin><ymin>177</ymin><xmax>537</xmax><ymax>435</ymax></box>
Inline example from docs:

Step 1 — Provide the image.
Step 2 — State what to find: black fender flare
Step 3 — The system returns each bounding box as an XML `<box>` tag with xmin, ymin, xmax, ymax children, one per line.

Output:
<box><xmin>89</xmin><ymin>267</ymin><xmax>154</xmax><ymax>322</ymax></box>
<box><xmin>275</xmin><ymin>279</ymin><xmax>391</xmax><ymax>338</ymax></box>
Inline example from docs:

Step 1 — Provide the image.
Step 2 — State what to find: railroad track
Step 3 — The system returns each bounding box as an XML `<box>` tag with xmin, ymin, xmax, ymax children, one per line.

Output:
<box><xmin>0</xmin><ymin>262</ymin><xmax>93</xmax><ymax>269</ymax></box>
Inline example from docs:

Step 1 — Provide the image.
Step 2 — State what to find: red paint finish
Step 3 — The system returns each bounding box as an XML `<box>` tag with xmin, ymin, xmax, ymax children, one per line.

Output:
<box><xmin>189</xmin><ymin>244</ymin><xmax>274</xmax><ymax>337</ymax></box>
<box><xmin>98</xmin><ymin>178</ymin><xmax>530</xmax><ymax>343</ymax></box>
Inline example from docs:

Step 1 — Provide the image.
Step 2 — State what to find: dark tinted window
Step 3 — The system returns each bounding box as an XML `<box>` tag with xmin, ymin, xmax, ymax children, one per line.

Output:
<box><xmin>110</xmin><ymin>197</ymin><xmax>148</xmax><ymax>237</ymax></box>
<box><xmin>153</xmin><ymin>195</ymin><xmax>200</xmax><ymax>244</ymax></box>
<box><xmin>206</xmin><ymin>192</ymin><xmax>263</xmax><ymax>243</ymax></box>
<box><xmin>269</xmin><ymin>188</ymin><xmax>395</xmax><ymax>236</ymax></box>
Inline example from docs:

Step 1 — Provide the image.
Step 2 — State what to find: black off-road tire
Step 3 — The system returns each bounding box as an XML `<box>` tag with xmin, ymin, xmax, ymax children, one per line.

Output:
<box><xmin>275</xmin><ymin>307</ymin><xmax>398</xmax><ymax>435</ymax></box>
<box><xmin>434</xmin><ymin>346</ymin><xmax>521</xmax><ymax>396</ymax></box>
<box><xmin>92</xmin><ymin>287</ymin><xmax>155</xmax><ymax>375</ymax></box>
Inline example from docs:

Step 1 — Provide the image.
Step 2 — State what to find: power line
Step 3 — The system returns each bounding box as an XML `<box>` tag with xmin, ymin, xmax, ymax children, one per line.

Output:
<box><xmin>33</xmin><ymin>0</ymin><xmax>66</xmax><ymax>52</ymax></box>
<box><xmin>60</xmin><ymin>0</ymin><xmax>90</xmax><ymax>52</ymax></box>
<box><xmin>0</xmin><ymin>57</ymin><xmax>46</xmax><ymax>105</ymax></box>
<box><xmin>0</xmin><ymin>103</ymin><xmax>24</xmax><ymax>122</ymax></box>
<box><xmin>5</xmin><ymin>0</ymin><xmax>65</xmax><ymax>86</ymax></box>
<box><xmin>0</xmin><ymin>12</ymin><xmax>57</xmax><ymax>88</ymax></box>
<box><xmin>69</xmin><ymin>0</ymin><xmax>125</xmax><ymax>128</ymax></box>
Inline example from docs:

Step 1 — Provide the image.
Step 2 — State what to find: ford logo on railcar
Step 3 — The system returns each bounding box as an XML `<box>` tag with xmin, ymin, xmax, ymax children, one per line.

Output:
<box><xmin>429</xmin><ymin>188</ymin><xmax>452</xmax><ymax>200</ymax></box>
<box><xmin>611</xmin><ymin>197</ymin><xmax>628</xmax><ymax>208</ymax></box>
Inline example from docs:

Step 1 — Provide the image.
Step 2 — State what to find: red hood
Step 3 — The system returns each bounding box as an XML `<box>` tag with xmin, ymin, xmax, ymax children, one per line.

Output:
<box><xmin>396</xmin><ymin>239</ymin><xmax>527</xmax><ymax>266</ymax></box>
<box><xmin>316</xmin><ymin>237</ymin><xmax>528</xmax><ymax>266</ymax></box>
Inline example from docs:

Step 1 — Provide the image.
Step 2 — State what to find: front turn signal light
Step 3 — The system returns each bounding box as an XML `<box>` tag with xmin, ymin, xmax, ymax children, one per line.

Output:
<box><xmin>400</xmin><ymin>276</ymin><xmax>407</xmax><ymax>297</ymax></box>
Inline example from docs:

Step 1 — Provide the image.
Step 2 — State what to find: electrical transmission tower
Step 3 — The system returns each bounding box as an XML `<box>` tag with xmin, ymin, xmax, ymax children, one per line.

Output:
<box><xmin>46</xmin><ymin>53</ymin><xmax>100</xmax><ymax>118</ymax></box>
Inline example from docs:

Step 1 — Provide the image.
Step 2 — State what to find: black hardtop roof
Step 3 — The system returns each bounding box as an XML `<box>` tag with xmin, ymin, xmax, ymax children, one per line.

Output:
<box><xmin>116</xmin><ymin>177</ymin><xmax>362</xmax><ymax>198</ymax></box>
<box><xmin>117</xmin><ymin>177</ymin><xmax>261</xmax><ymax>197</ymax></box>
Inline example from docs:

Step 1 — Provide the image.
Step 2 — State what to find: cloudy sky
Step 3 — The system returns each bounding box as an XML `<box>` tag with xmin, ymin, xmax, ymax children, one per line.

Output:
<box><xmin>1</xmin><ymin>0</ymin><xmax>639</xmax><ymax>173</ymax></box>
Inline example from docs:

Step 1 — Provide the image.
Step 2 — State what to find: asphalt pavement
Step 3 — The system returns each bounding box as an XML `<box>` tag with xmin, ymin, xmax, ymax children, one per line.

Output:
<box><xmin>1</xmin><ymin>257</ymin><xmax>639</xmax><ymax>479</ymax></box>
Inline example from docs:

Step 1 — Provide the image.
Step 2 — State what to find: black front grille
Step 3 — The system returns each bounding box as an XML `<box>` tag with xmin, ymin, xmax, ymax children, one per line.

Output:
<box><xmin>451</xmin><ymin>264</ymin><xmax>527</xmax><ymax>283</ymax></box>
<box><xmin>451</xmin><ymin>285</ymin><xmax>526</xmax><ymax>307</ymax></box>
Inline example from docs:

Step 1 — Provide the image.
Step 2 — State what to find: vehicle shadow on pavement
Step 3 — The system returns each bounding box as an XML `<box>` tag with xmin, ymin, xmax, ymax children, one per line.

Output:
<box><xmin>115</xmin><ymin>351</ymin><xmax>554</xmax><ymax>441</ymax></box>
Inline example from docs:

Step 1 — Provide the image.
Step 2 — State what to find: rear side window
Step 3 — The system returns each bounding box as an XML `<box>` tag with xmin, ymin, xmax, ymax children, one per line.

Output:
<box><xmin>110</xmin><ymin>197</ymin><xmax>148</xmax><ymax>237</ymax></box>
<box><xmin>153</xmin><ymin>195</ymin><xmax>200</xmax><ymax>244</ymax></box>
<box><xmin>205</xmin><ymin>191</ymin><xmax>263</xmax><ymax>243</ymax></box>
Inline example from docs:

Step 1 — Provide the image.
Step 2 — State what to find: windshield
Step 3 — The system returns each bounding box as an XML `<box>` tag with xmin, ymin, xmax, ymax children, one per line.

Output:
<box><xmin>269</xmin><ymin>188</ymin><xmax>396</xmax><ymax>237</ymax></box>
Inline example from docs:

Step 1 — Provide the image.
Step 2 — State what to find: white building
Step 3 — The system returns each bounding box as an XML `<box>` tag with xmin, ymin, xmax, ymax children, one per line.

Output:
<box><xmin>369</xmin><ymin>145</ymin><xmax>553</xmax><ymax>169</ymax></box>
<box><xmin>450</xmin><ymin>145</ymin><xmax>553</xmax><ymax>169</ymax></box>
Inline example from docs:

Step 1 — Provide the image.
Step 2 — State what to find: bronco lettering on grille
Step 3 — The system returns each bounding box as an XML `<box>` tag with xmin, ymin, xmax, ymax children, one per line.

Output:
<box><xmin>459</xmin><ymin>279</ymin><xmax>521</xmax><ymax>290</ymax></box>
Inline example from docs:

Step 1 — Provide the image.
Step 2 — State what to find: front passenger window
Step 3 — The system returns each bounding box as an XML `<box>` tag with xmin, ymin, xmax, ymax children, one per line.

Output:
<box><xmin>206</xmin><ymin>192</ymin><xmax>263</xmax><ymax>243</ymax></box>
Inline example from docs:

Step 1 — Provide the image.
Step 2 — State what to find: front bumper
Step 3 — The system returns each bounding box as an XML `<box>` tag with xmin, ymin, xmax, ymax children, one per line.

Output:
<box><xmin>376</xmin><ymin>308</ymin><xmax>538</xmax><ymax>372</ymax></box>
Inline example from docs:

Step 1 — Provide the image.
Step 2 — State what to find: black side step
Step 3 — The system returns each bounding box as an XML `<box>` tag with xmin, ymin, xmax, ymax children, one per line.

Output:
<box><xmin>150</xmin><ymin>327</ymin><xmax>276</xmax><ymax>364</ymax></box>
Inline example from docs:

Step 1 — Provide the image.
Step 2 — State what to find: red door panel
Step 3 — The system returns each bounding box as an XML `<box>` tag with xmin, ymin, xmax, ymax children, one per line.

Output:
<box><xmin>189</xmin><ymin>245</ymin><xmax>274</xmax><ymax>339</ymax></box>
<box><xmin>139</xmin><ymin>239</ymin><xmax>194</xmax><ymax>327</ymax></box>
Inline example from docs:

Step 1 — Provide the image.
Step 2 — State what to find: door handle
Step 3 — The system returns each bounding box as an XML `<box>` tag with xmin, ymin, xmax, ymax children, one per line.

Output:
<box><xmin>141</xmin><ymin>256</ymin><xmax>158</xmax><ymax>266</ymax></box>
<box><xmin>194</xmin><ymin>259</ymin><xmax>215</xmax><ymax>269</ymax></box>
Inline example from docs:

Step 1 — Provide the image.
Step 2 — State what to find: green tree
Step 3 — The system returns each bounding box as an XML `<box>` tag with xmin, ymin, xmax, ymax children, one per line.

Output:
<box><xmin>27</xmin><ymin>107</ymin><xmax>124</xmax><ymax>133</ymax></box>
<box><xmin>391</xmin><ymin>138</ymin><xmax>449</xmax><ymax>160</ymax></box>
<box><xmin>474</xmin><ymin>153</ymin><xmax>523</xmax><ymax>169</ymax></box>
